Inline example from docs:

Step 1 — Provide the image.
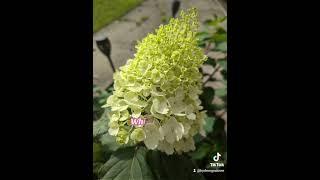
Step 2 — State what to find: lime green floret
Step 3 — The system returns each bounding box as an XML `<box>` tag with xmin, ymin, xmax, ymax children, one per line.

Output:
<box><xmin>104</xmin><ymin>8</ymin><xmax>207</xmax><ymax>154</ymax></box>
<box><xmin>118</xmin><ymin>9</ymin><xmax>205</xmax><ymax>94</ymax></box>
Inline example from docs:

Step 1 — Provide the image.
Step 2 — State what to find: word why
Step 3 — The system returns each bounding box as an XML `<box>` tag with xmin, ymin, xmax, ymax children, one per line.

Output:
<box><xmin>130</xmin><ymin>117</ymin><xmax>146</xmax><ymax>127</ymax></box>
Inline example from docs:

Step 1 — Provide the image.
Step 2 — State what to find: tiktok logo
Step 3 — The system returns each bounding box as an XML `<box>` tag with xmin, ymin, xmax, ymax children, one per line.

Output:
<box><xmin>213</xmin><ymin>152</ymin><xmax>221</xmax><ymax>162</ymax></box>
<box><xmin>194</xmin><ymin>152</ymin><xmax>225</xmax><ymax>173</ymax></box>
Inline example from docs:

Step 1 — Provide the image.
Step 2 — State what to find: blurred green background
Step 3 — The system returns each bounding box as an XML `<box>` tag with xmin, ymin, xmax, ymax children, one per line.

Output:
<box><xmin>93</xmin><ymin>0</ymin><xmax>144</xmax><ymax>32</ymax></box>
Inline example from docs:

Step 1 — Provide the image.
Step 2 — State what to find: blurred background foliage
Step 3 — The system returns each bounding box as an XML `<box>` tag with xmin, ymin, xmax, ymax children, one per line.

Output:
<box><xmin>93</xmin><ymin>0</ymin><xmax>144</xmax><ymax>32</ymax></box>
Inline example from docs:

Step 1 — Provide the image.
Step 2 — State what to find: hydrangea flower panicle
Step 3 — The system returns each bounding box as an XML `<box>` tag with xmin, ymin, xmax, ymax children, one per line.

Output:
<box><xmin>103</xmin><ymin>8</ymin><xmax>207</xmax><ymax>155</ymax></box>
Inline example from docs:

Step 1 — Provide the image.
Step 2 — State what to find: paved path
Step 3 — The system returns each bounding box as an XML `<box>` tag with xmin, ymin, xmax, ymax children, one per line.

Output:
<box><xmin>93</xmin><ymin>0</ymin><xmax>226</xmax><ymax>88</ymax></box>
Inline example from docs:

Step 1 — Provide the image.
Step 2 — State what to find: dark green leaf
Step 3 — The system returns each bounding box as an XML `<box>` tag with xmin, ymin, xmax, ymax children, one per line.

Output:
<box><xmin>196</xmin><ymin>32</ymin><xmax>209</xmax><ymax>37</ymax></box>
<box><xmin>215</xmin><ymin>88</ymin><xmax>227</xmax><ymax>97</ymax></box>
<box><xmin>204</xmin><ymin>16</ymin><xmax>226</xmax><ymax>27</ymax></box>
<box><xmin>100</xmin><ymin>133</ymin><xmax>120</xmax><ymax>152</ymax></box>
<box><xmin>212</xmin><ymin>33</ymin><xmax>227</xmax><ymax>43</ymax></box>
<box><xmin>204</xmin><ymin>57</ymin><xmax>216</xmax><ymax>67</ymax></box>
<box><xmin>216</xmin><ymin>27</ymin><xmax>227</xmax><ymax>34</ymax></box>
<box><xmin>93</xmin><ymin>120</ymin><xmax>108</xmax><ymax>137</ymax></box>
<box><xmin>212</xmin><ymin>103</ymin><xmax>225</xmax><ymax>111</ymax></box>
<box><xmin>205</xmin><ymin>104</ymin><xmax>217</xmax><ymax>116</ymax></box>
<box><xmin>193</xmin><ymin>134</ymin><xmax>204</xmax><ymax>144</ymax></box>
<box><xmin>221</xmin><ymin>69</ymin><xmax>227</xmax><ymax>79</ymax></box>
<box><xmin>147</xmin><ymin>150</ymin><xmax>205</xmax><ymax>180</ymax></box>
<box><xmin>93</xmin><ymin>85</ymin><xmax>112</xmax><ymax>121</ymax></box>
<box><xmin>99</xmin><ymin>147</ymin><xmax>154</xmax><ymax>180</ymax></box>
<box><xmin>93</xmin><ymin>162</ymin><xmax>104</xmax><ymax>180</ymax></box>
<box><xmin>93</xmin><ymin>112</ymin><xmax>109</xmax><ymax>137</ymax></box>
<box><xmin>93</xmin><ymin>143</ymin><xmax>104</xmax><ymax>162</ymax></box>
<box><xmin>222</xmin><ymin>80</ymin><xmax>227</xmax><ymax>86</ymax></box>
<box><xmin>204</xmin><ymin>116</ymin><xmax>216</xmax><ymax>133</ymax></box>
<box><xmin>200</xmin><ymin>87</ymin><xmax>215</xmax><ymax>110</ymax></box>
<box><xmin>204</xmin><ymin>19</ymin><xmax>216</xmax><ymax>26</ymax></box>
<box><xmin>212</xmin><ymin>118</ymin><xmax>227</xmax><ymax>136</ymax></box>
<box><xmin>196</xmin><ymin>32</ymin><xmax>211</xmax><ymax>42</ymax></box>
<box><xmin>190</xmin><ymin>143</ymin><xmax>211</xmax><ymax>160</ymax></box>
<box><xmin>216</xmin><ymin>42</ymin><xmax>227</xmax><ymax>52</ymax></box>
<box><xmin>106</xmin><ymin>85</ymin><xmax>114</xmax><ymax>92</ymax></box>
<box><xmin>217</xmin><ymin>60</ymin><xmax>227</xmax><ymax>70</ymax></box>
<box><xmin>218</xmin><ymin>16</ymin><xmax>227</xmax><ymax>22</ymax></box>
<box><xmin>197</xmin><ymin>41</ymin><xmax>206</xmax><ymax>48</ymax></box>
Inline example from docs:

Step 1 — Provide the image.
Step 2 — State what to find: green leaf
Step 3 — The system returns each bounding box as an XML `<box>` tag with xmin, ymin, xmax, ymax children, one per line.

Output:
<box><xmin>93</xmin><ymin>162</ymin><xmax>104</xmax><ymax>180</ymax></box>
<box><xmin>93</xmin><ymin>120</ymin><xmax>108</xmax><ymax>137</ymax></box>
<box><xmin>147</xmin><ymin>150</ymin><xmax>205</xmax><ymax>180</ymax></box>
<box><xmin>196</xmin><ymin>32</ymin><xmax>211</xmax><ymax>41</ymax></box>
<box><xmin>93</xmin><ymin>113</ymin><xmax>109</xmax><ymax>137</ymax></box>
<box><xmin>197</xmin><ymin>41</ymin><xmax>206</xmax><ymax>48</ymax></box>
<box><xmin>204</xmin><ymin>16</ymin><xmax>227</xmax><ymax>29</ymax></box>
<box><xmin>221</xmin><ymin>69</ymin><xmax>227</xmax><ymax>79</ymax></box>
<box><xmin>204</xmin><ymin>19</ymin><xmax>218</xmax><ymax>26</ymax></box>
<box><xmin>93</xmin><ymin>143</ymin><xmax>104</xmax><ymax>162</ymax></box>
<box><xmin>190</xmin><ymin>143</ymin><xmax>211</xmax><ymax>160</ymax></box>
<box><xmin>204</xmin><ymin>17</ymin><xmax>226</xmax><ymax>27</ymax></box>
<box><xmin>212</xmin><ymin>33</ymin><xmax>227</xmax><ymax>43</ymax></box>
<box><xmin>106</xmin><ymin>85</ymin><xmax>114</xmax><ymax>92</ymax></box>
<box><xmin>100</xmin><ymin>133</ymin><xmax>121</xmax><ymax>152</ymax></box>
<box><xmin>99</xmin><ymin>147</ymin><xmax>154</xmax><ymax>180</ymax></box>
<box><xmin>204</xmin><ymin>116</ymin><xmax>216</xmax><ymax>133</ymax></box>
<box><xmin>212</xmin><ymin>118</ymin><xmax>227</xmax><ymax>136</ymax></box>
<box><xmin>217</xmin><ymin>60</ymin><xmax>227</xmax><ymax>70</ymax></box>
<box><xmin>204</xmin><ymin>57</ymin><xmax>216</xmax><ymax>67</ymax></box>
<box><xmin>222</xmin><ymin>79</ymin><xmax>227</xmax><ymax>86</ymax></box>
<box><xmin>218</xmin><ymin>16</ymin><xmax>227</xmax><ymax>22</ymax></box>
<box><xmin>212</xmin><ymin>103</ymin><xmax>225</xmax><ymax>111</ymax></box>
<box><xmin>216</xmin><ymin>27</ymin><xmax>227</xmax><ymax>34</ymax></box>
<box><xmin>93</xmin><ymin>84</ymin><xmax>113</xmax><ymax>121</ymax></box>
<box><xmin>216</xmin><ymin>42</ymin><xmax>227</xmax><ymax>52</ymax></box>
<box><xmin>215</xmin><ymin>88</ymin><xmax>227</xmax><ymax>97</ymax></box>
<box><xmin>200</xmin><ymin>87</ymin><xmax>215</xmax><ymax>110</ymax></box>
<box><xmin>193</xmin><ymin>134</ymin><xmax>204</xmax><ymax>144</ymax></box>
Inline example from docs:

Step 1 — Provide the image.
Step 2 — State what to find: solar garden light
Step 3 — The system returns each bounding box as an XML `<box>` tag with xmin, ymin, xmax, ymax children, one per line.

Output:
<box><xmin>95</xmin><ymin>36</ymin><xmax>116</xmax><ymax>73</ymax></box>
<box><xmin>172</xmin><ymin>0</ymin><xmax>181</xmax><ymax>18</ymax></box>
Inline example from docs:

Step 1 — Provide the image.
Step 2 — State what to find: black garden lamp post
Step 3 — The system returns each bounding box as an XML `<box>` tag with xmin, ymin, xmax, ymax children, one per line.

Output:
<box><xmin>172</xmin><ymin>0</ymin><xmax>181</xmax><ymax>18</ymax></box>
<box><xmin>96</xmin><ymin>37</ymin><xmax>116</xmax><ymax>73</ymax></box>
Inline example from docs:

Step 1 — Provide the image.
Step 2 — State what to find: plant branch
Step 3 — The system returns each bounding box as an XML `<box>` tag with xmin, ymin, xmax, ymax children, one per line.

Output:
<box><xmin>204</xmin><ymin>64</ymin><xmax>221</xmax><ymax>84</ymax></box>
<box><xmin>204</xmin><ymin>42</ymin><xmax>212</xmax><ymax>54</ymax></box>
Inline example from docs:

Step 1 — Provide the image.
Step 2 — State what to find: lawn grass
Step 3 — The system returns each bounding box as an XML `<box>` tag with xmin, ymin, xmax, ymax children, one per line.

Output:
<box><xmin>94</xmin><ymin>0</ymin><xmax>144</xmax><ymax>32</ymax></box>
